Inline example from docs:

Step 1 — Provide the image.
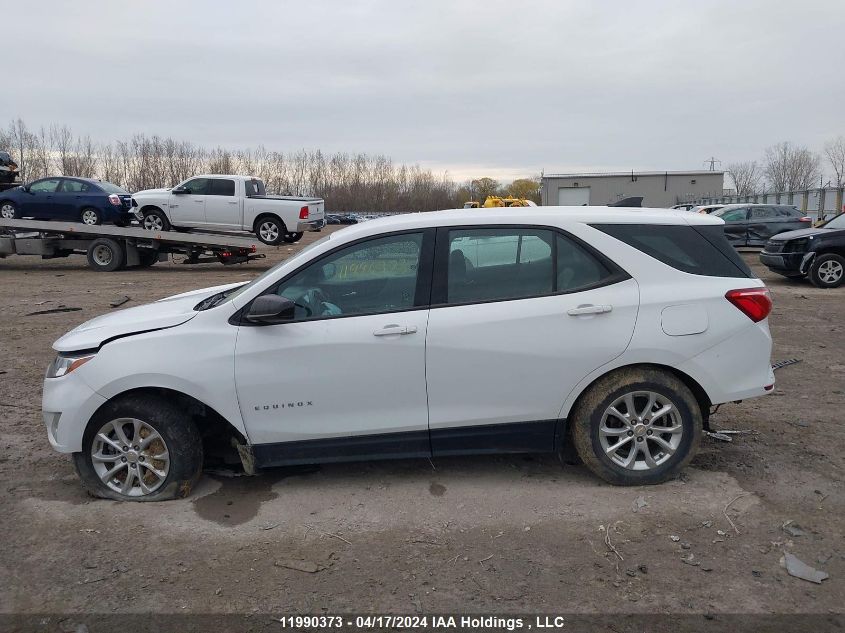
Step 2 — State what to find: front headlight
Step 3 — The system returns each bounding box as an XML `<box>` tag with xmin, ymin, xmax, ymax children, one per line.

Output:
<box><xmin>787</xmin><ymin>238</ymin><xmax>809</xmax><ymax>252</ymax></box>
<box><xmin>46</xmin><ymin>353</ymin><xmax>95</xmax><ymax>378</ymax></box>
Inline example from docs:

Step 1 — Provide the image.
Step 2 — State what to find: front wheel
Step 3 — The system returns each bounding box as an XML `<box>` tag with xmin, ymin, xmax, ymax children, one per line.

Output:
<box><xmin>142</xmin><ymin>209</ymin><xmax>171</xmax><ymax>232</ymax></box>
<box><xmin>570</xmin><ymin>367</ymin><xmax>702</xmax><ymax>486</ymax></box>
<box><xmin>0</xmin><ymin>201</ymin><xmax>17</xmax><ymax>219</ymax></box>
<box><xmin>809</xmin><ymin>253</ymin><xmax>845</xmax><ymax>288</ymax></box>
<box><xmin>256</xmin><ymin>216</ymin><xmax>285</xmax><ymax>245</ymax></box>
<box><xmin>283</xmin><ymin>231</ymin><xmax>304</xmax><ymax>243</ymax></box>
<box><xmin>73</xmin><ymin>395</ymin><xmax>203</xmax><ymax>501</ymax></box>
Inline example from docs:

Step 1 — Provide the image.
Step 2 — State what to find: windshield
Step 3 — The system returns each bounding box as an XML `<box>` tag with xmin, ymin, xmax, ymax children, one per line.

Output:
<box><xmin>821</xmin><ymin>213</ymin><xmax>845</xmax><ymax>230</ymax></box>
<box><xmin>97</xmin><ymin>181</ymin><xmax>129</xmax><ymax>194</ymax></box>
<box><xmin>223</xmin><ymin>235</ymin><xmax>333</xmax><ymax>303</ymax></box>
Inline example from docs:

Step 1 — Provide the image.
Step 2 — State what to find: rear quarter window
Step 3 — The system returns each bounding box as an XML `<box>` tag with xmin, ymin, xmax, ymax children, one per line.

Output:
<box><xmin>592</xmin><ymin>224</ymin><xmax>754</xmax><ymax>278</ymax></box>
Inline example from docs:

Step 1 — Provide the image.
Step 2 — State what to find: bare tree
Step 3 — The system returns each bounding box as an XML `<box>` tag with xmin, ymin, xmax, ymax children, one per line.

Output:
<box><xmin>824</xmin><ymin>136</ymin><xmax>845</xmax><ymax>188</ymax></box>
<box><xmin>726</xmin><ymin>161</ymin><xmax>762</xmax><ymax>196</ymax></box>
<box><xmin>764</xmin><ymin>142</ymin><xmax>821</xmax><ymax>191</ymax></box>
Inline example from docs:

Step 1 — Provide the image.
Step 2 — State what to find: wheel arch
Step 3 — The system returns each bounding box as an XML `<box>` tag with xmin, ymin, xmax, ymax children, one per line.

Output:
<box><xmin>561</xmin><ymin>362</ymin><xmax>712</xmax><ymax>428</ymax></box>
<box><xmin>91</xmin><ymin>387</ymin><xmax>250</xmax><ymax>467</ymax></box>
<box><xmin>252</xmin><ymin>212</ymin><xmax>286</xmax><ymax>233</ymax></box>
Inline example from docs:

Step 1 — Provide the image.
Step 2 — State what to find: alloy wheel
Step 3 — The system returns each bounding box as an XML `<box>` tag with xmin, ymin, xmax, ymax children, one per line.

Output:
<box><xmin>598</xmin><ymin>390</ymin><xmax>683</xmax><ymax>471</ymax></box>
<box><xmin>818</xmin><ymin>260</ymin><xmax>843</xmax><ymax>284</ymax></box>
<box><xmin>259</xmin><ymin>221</ymin><xmax>279</xmax><ymax>242</ymax></box>
<box><xmin>90</xmin><ymin>418</ymin><xmax>171</xmax><ymax>497</ymax></box>
<box><xmin>143</xmin><ymin>214</ymin><xmax>164</xmax><ymax>231</ymax></box>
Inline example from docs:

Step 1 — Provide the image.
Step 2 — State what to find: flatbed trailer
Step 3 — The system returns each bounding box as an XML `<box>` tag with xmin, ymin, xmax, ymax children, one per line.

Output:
<box><xmin>0</xmin><ymin>219</ymin><xmax>265</xmax><ymax>272</ymax></box>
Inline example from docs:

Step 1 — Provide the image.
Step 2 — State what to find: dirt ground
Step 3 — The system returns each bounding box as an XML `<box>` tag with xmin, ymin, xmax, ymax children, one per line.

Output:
<box><xmin>0</xmin><ymin>228</ymin><xmax>843</xmax><ymax>630</ymax></box>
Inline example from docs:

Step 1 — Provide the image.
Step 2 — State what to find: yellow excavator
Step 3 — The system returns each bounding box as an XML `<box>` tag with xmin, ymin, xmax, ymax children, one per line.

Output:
<box><xmin>463</xmin><ymin>196</ymin><xmax>537</xmax><ymax>209</ymax></box>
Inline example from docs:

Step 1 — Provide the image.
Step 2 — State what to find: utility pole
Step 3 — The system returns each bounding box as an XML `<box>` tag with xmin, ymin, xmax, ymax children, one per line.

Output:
<box><xmin>704</xmin><ymin>157</ymin><xmax>722</xmax><ymax>171</ymax></box>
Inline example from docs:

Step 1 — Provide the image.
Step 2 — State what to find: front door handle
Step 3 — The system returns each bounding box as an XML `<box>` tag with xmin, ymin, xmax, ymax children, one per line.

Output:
<box><xmin>373</xmin><ymin>324</ymin><xmax>418</xmax><ymax>336</ymax></box>
<box><xmin>227</xmin><ymin>201</ymin><xmax>238</xmax><ymax>205</ymax></box>
<box><xmin>194</xmin><ymin>200</ymin><xmax>204</xmax><ymax>203</ymax></box>
<box><xmin>567</xmin><ymin>304</ymin><xmax>612</xmax><ymax>316</ymax></box>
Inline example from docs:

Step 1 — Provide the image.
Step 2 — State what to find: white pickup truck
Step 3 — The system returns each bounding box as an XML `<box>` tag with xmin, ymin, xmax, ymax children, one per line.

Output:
<box><xmin>132</xmin><ymin>175</ymin><xmax>325</xmax><ymax>245</ymax></box>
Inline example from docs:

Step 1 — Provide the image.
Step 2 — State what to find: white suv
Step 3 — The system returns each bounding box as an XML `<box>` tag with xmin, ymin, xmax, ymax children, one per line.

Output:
<box><xmin>43</xmin><ymin>207</ymin><xmax>774</xmax><ymax>500</ymax></box>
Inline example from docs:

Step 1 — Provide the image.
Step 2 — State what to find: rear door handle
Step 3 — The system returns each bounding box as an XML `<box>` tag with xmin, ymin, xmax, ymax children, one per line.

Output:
<box><xmin>567</xmin><ymin>304</ymin><xmax>612</xmax><ymax>316</ymax></box>
<box><xmin>373</xmin><ymin>324</ymin><xmax>418</xmax><ymax>336</ymax></box>
<box><xmin>227</xmin><ymin>201</ymin><xmax>238</xmax><ymax>205</ymax></box>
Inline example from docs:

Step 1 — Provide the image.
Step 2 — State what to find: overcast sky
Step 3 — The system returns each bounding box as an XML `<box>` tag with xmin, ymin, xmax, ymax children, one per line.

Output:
<box><xmin>4</xmin><ymin>0</ymin><xmax>844</xmax><ymax>181</ymax></box>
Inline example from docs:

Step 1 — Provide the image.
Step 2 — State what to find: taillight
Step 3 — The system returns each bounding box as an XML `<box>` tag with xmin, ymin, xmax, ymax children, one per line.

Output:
<box><xmin>299</xmin><ymin>206</ymin><xmax>309</xmax><ymax>220</ymax></box>
<box><xmin>800</xmin><ymin>216</ymin><xmax>811</xmax><ymax>223</ymax></box>
<box><xmin>108</xmin><ymin>194</ymin><xmax>121</xmax><ymax>206</ymax></box>
<box><xmin>725</xmin><ymin>288</ymin><xmax>772</xmax><ymax>323</ymax></box>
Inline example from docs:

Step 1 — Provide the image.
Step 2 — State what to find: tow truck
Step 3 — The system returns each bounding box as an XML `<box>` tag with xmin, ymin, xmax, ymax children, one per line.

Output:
<box><xmin>0</xmin><ymin>218</ymin><xmax>264</xmax><ymax>272</ymax></box>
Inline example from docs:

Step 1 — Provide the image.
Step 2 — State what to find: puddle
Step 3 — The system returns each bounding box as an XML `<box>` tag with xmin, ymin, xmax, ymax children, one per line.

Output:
<box><xmin>429</xmin><ymin>482</ymin><xmax>446</xmax><ymax>497</ymax></box>
<box><xmin>192</xmin><ymin>466</ymin><xmax>319</xmax><ymax>527</ymax></box>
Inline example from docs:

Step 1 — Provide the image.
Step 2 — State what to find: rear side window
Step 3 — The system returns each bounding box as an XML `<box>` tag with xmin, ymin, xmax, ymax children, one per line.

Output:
<box><xmin>244</xmin><ymin>179</ymin><xmax>266</xmax><ymax>197</ymax></box>
<box><xmin>59</xmin><ymin>179</ymin><xmax>91</xmax><ymax>193</ymax></box>
<box><xmin>210</xmin><ymin>179</ymin><xmax>236</xmax><ymax>196</ymax></box>
<box><xmin>593</xmin><ymin>224</ymin><xmax>753</xmax><ymax>278</ymax></box>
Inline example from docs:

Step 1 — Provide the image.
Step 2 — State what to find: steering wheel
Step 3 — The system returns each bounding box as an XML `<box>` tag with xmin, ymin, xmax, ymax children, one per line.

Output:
<box><xmin>296</xmin><ymin>287</ymin><xmax>331</xmax><ymax>317</ymax></box>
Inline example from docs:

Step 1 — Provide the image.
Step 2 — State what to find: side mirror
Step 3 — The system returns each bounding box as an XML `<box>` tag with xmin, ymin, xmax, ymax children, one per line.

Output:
<box><xmin>22</xmin><ymin>184</ymin><xmax>30</xmax><ymax>193</ymax></box>
<box><xmin>172</xmin><ymin>186</ymin><xmax>189</xmax><ymax>194</ymax></box>
<box><xmin>246</xmin><ymin>295</ymin><xmax>295</xmax><ymax>325</ymax></box>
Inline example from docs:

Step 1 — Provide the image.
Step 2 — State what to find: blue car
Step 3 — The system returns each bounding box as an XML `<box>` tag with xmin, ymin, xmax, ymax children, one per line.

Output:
<box><xmin>0</xmin><ymin>177</ymin><xmax>135</xmax><ymax>226</ymax></box>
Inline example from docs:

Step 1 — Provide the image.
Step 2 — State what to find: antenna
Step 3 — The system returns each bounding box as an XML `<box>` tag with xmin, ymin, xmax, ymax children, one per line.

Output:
<box><xmin>704</xmin><ymin>157</ymin><xmax>722</xmax><ymax>171</ymax></box>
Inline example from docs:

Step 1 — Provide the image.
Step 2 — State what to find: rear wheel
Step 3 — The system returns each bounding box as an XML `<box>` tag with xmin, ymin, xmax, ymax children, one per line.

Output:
<box><xmin>142</xmin><ymin>208</ymin><xmax>171</xmax><ymax>232</ymax></box>
<box><xmin>283</xmin><ymin>231</ymin><xmax>304</xmax><ymax>243</ymax></box>
<box><xmin>86</xmin><ymin>238</ymin><xmax>125</xmax><ymax>272</ymax></box>
<box><xmin>256</xmin><ymin>216</ymin><xmax>285</xmax><ymax>245</ymax></box>
<box><xmin>570</xmin><ymin>367</ymin><xmax>702</xmax><ymax>486</ymax></box>
<box><xmin>73</xmin><ymin>395</ymin><xmax>203</xmax><ymax>501</ymax></box>
<box><xmin>80</xmin><ymin>207</ymin><xmax>101</xmax><ymax>225</ymax></box>
<box><xmin>0</xmin><ymin>201</ymin><xmax>17</xmax><ymax>219</ymax></box>
<box><xmin>809</xmin><ymin>253</ymin><xmax>845</xmax><ymax>288</ymax></box>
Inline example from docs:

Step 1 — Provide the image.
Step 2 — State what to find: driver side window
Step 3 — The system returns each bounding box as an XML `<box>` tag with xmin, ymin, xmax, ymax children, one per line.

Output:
<box><xmin>181</xmin><ymin>178</ymin><xmax>210</xmax><ymax>195</ymax></box>
<box><xmin>273</xmin><ymin>233</ymin><xmax>424</xmax><ymax>321</ymax></box>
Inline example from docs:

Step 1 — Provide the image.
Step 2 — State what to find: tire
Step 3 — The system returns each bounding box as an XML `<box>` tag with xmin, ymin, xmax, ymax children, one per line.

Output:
<box><xmin>86</xmin><ymin>238</ymin><xmax>125</xmax><ymax>272</ymax></box>
<box><xmin>570</xmin><ymin>366</ymin><xmax>703</xmax><ymax>486</ymax></box>
<box><xmin>283</xmin><ymin>231</ymin><xmax>304</xmax><ymax>243</ymax></box>
<box><xmin>80</xmin><ymin>207</ymin><xmax>102</xmax><ymax>226</ymax></box>
<box><xmin>73</xmin><ymin>394</ymin><xmax>203</xmax><ymax>502</ymax></box>
<box><xmin>142</xmin><ymin>208</ymin><xmax>171</xmax><ymax>232</ymax></box>
<box><xmin>255</xmin><ymin>216</ymin><xmax>285</xmax><ymax>245</ymax></box>
<box><xmin>809</xmin><ymin>253</ymin><xmax>845</xmax><ymax>289</ymax></box>
<box><xmin>0</xmin><ymin>200</ymin><xmax>17</xmax><ymax>219</ymax></box>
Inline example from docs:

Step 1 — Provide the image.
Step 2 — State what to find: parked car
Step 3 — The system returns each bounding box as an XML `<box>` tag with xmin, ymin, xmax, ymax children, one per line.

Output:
<box><xmin>691</xmin><ymin>204</ymin><xmax>724</xmax><ymax>214</ymax></box>
<box><xmin>711</xmin><ymin>204</ymin><xmax>812</xmax><ymax>247</ymax></box>
<box><xmin>0</xmin><ymin>151</ymin><xmax>19</xmax><ymax>184</ymax></box>
<box><xmin>43</xmin><ymin>206</ymin><xmax>774</xmax><ymax>500</ymax></box>
<box><xmin>760</xmin><ymin>212</ymin><xmax>845</xmax><ymax>288</ymax></box>
<box><xmin>132</xmin><ymin>175</ymin><xmax>325</xmax><ymax>245</ymax></box>
<box><xmin>326</xmin><ymin>214</ymin><xmax>342</xmax><ymax>225</ymax></box>
<box><xmin>0</xmin><ymin>177</ymin><xmax>134</xmax><ymax>225</ymax></box>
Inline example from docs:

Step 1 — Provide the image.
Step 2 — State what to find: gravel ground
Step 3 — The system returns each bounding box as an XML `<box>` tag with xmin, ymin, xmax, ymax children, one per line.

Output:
<box><xmin>0</xmin><ymin>230</ymin><xmax>842</xmax><ymax>631</ymax></box>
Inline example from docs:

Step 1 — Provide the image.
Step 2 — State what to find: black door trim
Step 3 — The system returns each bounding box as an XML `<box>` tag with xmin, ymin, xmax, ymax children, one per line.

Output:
<box><xmin>251</xmin><ymin>419</ymin><xmax>564</xmax><ymax>468</ymax></box>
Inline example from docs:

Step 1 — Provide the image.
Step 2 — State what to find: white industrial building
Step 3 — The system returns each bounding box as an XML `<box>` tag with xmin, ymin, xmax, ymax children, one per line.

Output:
<box><xmin>540</xmin><ymin>171</ymin><xmax>725</xmax><ymax>208</ymax></box>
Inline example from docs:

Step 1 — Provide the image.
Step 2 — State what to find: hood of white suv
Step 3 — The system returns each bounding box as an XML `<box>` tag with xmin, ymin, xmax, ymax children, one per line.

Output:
<box><xmin>53</xmin><ymin>282</ymin><xmax>244</xmax><ymax>353</ymax></box>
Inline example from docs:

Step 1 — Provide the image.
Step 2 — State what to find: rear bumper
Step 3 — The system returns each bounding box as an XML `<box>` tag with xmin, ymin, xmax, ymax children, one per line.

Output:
<box><xmin>296</xmin><ymin>218</ymin><xmax>325</xmax><ymax>232</ymax></box>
